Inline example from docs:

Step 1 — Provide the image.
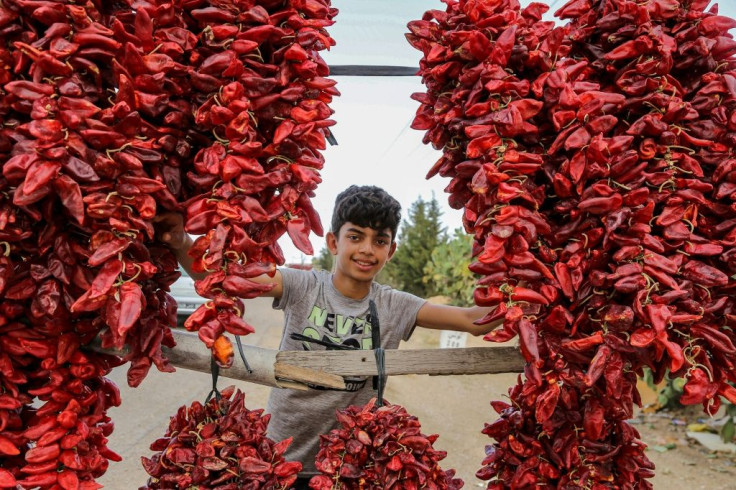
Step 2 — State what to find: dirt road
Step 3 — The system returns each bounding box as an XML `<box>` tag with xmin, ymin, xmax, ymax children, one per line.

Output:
<box><xmin>98</xmin><ymin>297</ymin><xmax>735</xmax><ymax>489</ymax></box>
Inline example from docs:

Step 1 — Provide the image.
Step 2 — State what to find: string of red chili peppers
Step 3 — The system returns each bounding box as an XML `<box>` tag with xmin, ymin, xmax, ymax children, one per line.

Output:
<box><xmin>111</xmin><ymin>0</ymin><xmax>338</xmax><ymax>368</ymax></box>
<box><xmin>2</xmin><ymin>0</ymin><xmax>339</xmax><ymax>487</ymax></box>
<box><xmin>409</xmin><ymin>0</ymin><xmax>736</xmax><ymax>488</ymax></box>
<box><xmin>0</xmin><ymin>0</ymin><xmax>190</xmax><ymax>487</ymax></box>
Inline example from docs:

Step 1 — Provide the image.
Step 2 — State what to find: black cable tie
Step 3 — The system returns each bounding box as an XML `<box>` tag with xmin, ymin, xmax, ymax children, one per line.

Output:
<box><xmin>205</xmin><ymin>356</ymin><xmax>221</xmax><ymax>403</ymax></box>
<box><xmin>235</xmin><ymin>336</ymin><xmax>253</xmax><ymax>374</ymax></box>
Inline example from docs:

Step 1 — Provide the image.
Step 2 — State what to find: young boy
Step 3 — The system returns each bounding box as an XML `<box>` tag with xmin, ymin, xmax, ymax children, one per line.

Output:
<box><xmin>160</xmin><ymin>185</ymin><xmax>497</xmax><ymax>488</ymax></box>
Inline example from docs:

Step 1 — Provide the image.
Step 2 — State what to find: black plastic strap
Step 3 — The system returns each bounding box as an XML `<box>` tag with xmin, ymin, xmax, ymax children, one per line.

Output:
<box><xmin>374</xmin><ymin>347</ymin><xmax>386</xmax><ymax>407</ymax></box>
<box><xmin>326</xmin><ymin>128</ymin><xmax>338</xmax><ymax>146</ymax></box>
<box><xmin>235</xmin><ymin>336</ymin><xmax>253</xmax><ymax>374</ymax></box>
<box><xmin>330</xmin><ymin>65</ymin><xmax>416</xmax><ymax>76</ymax></box>
<box><xmin>289</xmin><ymin>332</ymin><xmax>357</xmax><ymax>350</ymax></box>
<box><xmin>370</xmin><ymin>300</ymin><xmax>380</xmax><ymax>351</ymax></box>
<box><xmin>205</xmin><ymin>356</ymin><xmax>221</xmax><ymax>403</ymax></box>
<box><xmin>369</xmin><ymin>300</ymin><xmax>386</xmax><ymax>407</ymax></box>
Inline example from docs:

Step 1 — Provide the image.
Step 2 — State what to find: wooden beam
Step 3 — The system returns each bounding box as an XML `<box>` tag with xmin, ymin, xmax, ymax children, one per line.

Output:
<box><xmin>90</xmin><ymin>330</ymin><xmax>346</xmax><ymax>391</ymax></box>
<box><xmin>277</xmin><ymin>346</ymin><xmax>525</xmax><ymax>377</ymax></box>
<box><xmin>90</xmin><ymin>329</ymin><xmax>525</xmax><ymax>390</ymax></box>
<box><xmin>273</xmin><ymin>362</ymin><xmax>347</xmax><ymax>390</ymax></box>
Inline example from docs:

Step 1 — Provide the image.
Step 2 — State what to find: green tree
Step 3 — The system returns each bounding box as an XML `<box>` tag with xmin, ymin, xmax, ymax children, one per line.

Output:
<box><xmin>388</xmin><ymin>195</ymin><xmax>446</xmax><ymax>297</ymax></box>
<box><xmin>312</xmin><ymin>245</ymin><xmax>334</xmax><ymax>272</ymax></box>
<box><xmin>422</xmin><ymin>228</ymin><xmax>476</xmax><ymax>306</ymax></box>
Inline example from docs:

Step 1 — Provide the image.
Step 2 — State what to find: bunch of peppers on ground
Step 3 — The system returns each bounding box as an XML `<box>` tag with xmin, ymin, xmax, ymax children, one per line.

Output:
<box><xmin>0</xmin><ymin>0</ymin><xmax>336</xmax><ymax>487</ymax></box>
<box><xmin>309</xmin><ymin>398</ymin><xmax>464</xmax><ymax>490</ymax></box>
<box><xmin>140</xmin><ymin>386</ymin><xmax>302</xmax><ymax>489</ymax></box>
<box><xmin>409</xmin><ymin>0</ymin><xmax>736</xmax><ymax>488</ymax></box>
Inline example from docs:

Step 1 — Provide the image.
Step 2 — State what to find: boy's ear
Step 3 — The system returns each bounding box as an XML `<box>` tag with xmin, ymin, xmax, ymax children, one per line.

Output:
<box><xmin>326</xmin><ymin>231</ymin><xmax>338</xmax><ymax>255</ymax></box>
<box><xmin>387</xmin><ymin>241</ymin><xmax>397</xmax><ymax>260</ymax></box>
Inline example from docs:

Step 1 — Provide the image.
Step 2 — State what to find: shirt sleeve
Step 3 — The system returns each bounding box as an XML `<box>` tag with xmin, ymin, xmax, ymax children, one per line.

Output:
<box><xmin>272</xmin><ymin>267</ymin><xmax>317</xmax><ymax>311</ymax></box>
<box><xmin>387</xmin><ymin>289</ymin><xmax>426</xmax><ymax>341</ymax></box>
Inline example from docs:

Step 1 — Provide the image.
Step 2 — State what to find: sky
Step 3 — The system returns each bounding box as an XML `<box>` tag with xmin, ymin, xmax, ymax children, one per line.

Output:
<box><xmin>278</xmin><ymin>0</ymin><xmax>736</xmax><ymax>264</ymax></box>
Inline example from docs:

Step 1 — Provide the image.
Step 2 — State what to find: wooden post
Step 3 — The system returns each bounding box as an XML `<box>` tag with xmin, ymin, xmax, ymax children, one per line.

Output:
<box><xmin>90</xmin><ymin>329</ymin><xmax>525</xmax><ymax>390</ymax></box>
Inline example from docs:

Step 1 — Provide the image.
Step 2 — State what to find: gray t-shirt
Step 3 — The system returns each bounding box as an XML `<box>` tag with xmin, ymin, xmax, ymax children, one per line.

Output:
<box><xmin>265</xmin><ymin>267</ymin><xmax>426</xmax><ymax>475</ymax></box>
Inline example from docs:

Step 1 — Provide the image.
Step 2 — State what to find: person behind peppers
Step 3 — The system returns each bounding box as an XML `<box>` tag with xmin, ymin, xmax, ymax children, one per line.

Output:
<box><xmin>158</xmin><ymin>185</ymin><xmax>499</xmax><ymax>488</ymax></box>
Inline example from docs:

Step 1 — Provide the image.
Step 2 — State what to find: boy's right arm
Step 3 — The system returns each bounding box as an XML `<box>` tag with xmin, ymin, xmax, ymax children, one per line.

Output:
<box><xmin>155</xmin><ymin>212</ymin><xmax>283</xmax><ymax>298</ymax></box>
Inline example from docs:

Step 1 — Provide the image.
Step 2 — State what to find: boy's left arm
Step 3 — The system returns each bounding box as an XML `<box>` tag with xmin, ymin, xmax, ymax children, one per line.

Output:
<box><xmin>415</xmin><ymin>302</ymin><xmax>501</xmax><ymax>337</ymax></box>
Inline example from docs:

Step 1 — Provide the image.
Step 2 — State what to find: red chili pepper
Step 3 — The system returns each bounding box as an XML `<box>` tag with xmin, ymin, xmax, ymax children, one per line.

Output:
<box><xmin>37</xmin><ymin>427</ymin><xmax>67</xmax><ymax>448</ymax></box>
<box><xmin>517</xmin><ymin>317</ymin><xmax>540</xmax><ymax>363</ymax></box>
<box><xmin>57</xmin><ymin>469</ymin><xmax>79</xmax><ymax>490</ymax></box>
<box><xmin>690</xmin><ymin>324</ymin><xmax>736</xmax><ymax>355</ymax></box>
<box><xmin>221</xmin><ymin>276</ymin><xmax>275</xmax><ymax>299</ymax></box>
<box><xmin>535</xmin><ymin>381</ymin><xmax>560</xmax><ymax>424</ymax></box>
<box><xmin>0</xmin><ymin>434</ymin><xmax>19</xmax><ymax>456</ymax></box>
<box><xmin>53</xmin><ymin>174</ymin><xmax>85</xmax><ymax>225</ymax></box>
<box><xmin>285</xmin><ymin>214</ymin><xmax>313</xmax><ymax>255</ymax></box>
<box><xmin>0</xmin><ymin>468</ymin><xmax>16</xmax><ymax>487</ymax></box>
<box><xmin>87</xmin><ymin>238</ymin><xmax>130</xmax><ymax>267</ymax></box>
<box><xmin>71</xmin><ymin>259</ymin><xmax>123</xmax><ymax>312</ymax></box>
<box><xmin>561</xmin><ymin>332</ymin><xmax>605</xmax><ymax>353</ymax></box>
<box><xmin>643</xmin><ymin>265</ymin><xmax>680</xmax><ymax>291</ymax></box>
<box><xmin>117</xmin><ymin>281</ymin><xmax>143</xmax><ymax>335</ymax></box>
<box><xmin>217</xmin><ymin>311</ymin><xmax>256</xmax><ymax>337</ymax></box>
<box><xmin>17</xmin><ymin>472</ymin><xmax>58</xmax><ymax>487</ymax></box>
<box><xmin>584</xmin><ymin>345</ymin><xmax>611</xmax><ymax>387</ymax></box>
<box><xmin>717</xmin><ymin>383</ymin><xmax>736</xmax><ymax>405</ymax></box>
<box><xmin>578</xmin><ymin>194</ymin><xmax>623</xmax><ymax>215</ymax></box>
<box><xmin>14</xmin><ymin>42</ymin><xmax>73</xmax><ymax>76</ymax></box>
<box><xmin>681</xmin><ymin>260</ymin><xmax>729</xmax><ymax>287</ymax></box>
<box><xmin>509</xmin><ymin>286</ymin><xmax>550</xmax><ymax>306</ymax></box>
<box><xmin>25</xmin><ymin>443</ymin><xmax>60</xmax><ymax>464</ymax></box>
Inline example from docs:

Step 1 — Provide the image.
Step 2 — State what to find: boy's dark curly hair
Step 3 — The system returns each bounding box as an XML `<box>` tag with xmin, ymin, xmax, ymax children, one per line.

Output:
<box><xmin>331</xmin><ymin>186</ymin><xmax>402</xmax><ymax>242</ymax></box>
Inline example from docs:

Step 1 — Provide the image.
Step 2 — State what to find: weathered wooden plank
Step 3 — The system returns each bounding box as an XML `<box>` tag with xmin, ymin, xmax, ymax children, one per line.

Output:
<box><xmin>274</xmin><ymin>362</ymin><xmax>346</xmax><ymax>390</ymax></box>
<box><xmin>90</xmin><ymin>330</ymin><xmax>345</xmax><ymax>390</ymax></box>
<box><xmin>277</xmin><ymin>346</ymin><xmax>525</xmax><ymax>377</ymax></box>
<box><xmin>91</xmin><ymin>330</ymin><xmax>525</xmax><ymax>390</ymax></box>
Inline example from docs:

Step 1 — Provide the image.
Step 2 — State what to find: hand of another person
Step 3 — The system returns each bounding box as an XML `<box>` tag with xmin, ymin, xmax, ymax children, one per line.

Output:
<box><xmin>154</xmin><ymin>212</ymin><xmax>189</xmax><ymax>251</ymax></box>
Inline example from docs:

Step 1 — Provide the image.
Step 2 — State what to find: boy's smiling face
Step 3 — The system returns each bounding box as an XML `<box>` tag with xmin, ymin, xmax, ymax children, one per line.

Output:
<box><xmin>326</xmin><ymin>221</ymin><xmax>396</xmax><ymax>296</ymax></box>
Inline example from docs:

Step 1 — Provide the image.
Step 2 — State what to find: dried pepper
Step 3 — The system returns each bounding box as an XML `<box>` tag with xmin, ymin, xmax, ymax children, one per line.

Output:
<box><xmin>108</xmin><ymin>0</ymin><xmax>337</xmax><ymax>367</ymax></box>
<box><xmin>1</xmin><ymin>0</ymin><xmax>338</xmax><ymax>486</ymax></box>
<box><xmin>409</xmin><ymin>0</ymin><xmax>736</xmax><ymax>487</ymax></box>
<box><xmin>140</xmin><ymin>386</ymin><xmax>302</xmax><ymax>489</ymax></box>
<box><xmin>310</xmin><ymin>398</ymin><xmax>463</xmax><ymax>490</ymax></box>
<box><xmin>0</xmin><ymin>0</ymin><xmax>182</xmax><ymax>486</ymax></box>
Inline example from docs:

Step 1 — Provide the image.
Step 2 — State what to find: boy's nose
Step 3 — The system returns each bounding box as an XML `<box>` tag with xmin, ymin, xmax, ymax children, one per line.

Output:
<box><xmin>359</xmin><ymin>241</ymin><xmax>373</xmax><ymax>254</ymax></box>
